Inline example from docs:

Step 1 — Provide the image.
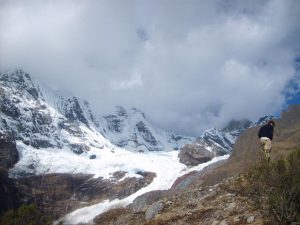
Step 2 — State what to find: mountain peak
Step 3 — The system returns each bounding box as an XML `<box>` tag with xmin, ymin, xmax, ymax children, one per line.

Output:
<box><xmin>221</xmin><ymin>119</ymin><xmax>253</xmax><ymax>133</ymax></box>
<box><xmin>255</xmin><ymin>115</ymin><xmax>275</xmax><ymax>126</ymax></box>
<box><xmin>115</xmin><ymin>106</ymin><xmax>128</xmax><ymax>118</ymax></box>
<box><xmin>1</xmin><ymin>69</ymin><xmax>33</xmax><ymax>87</ymax></box>
<box><xmin>113</xmin><ymin>106</ymin><xmax>146</xmax><ymax>120</ymax></box>
<box><xmin>0</xmin><ymin>69</ymin><xmax>41</xmax><ymax>100</ymax></box>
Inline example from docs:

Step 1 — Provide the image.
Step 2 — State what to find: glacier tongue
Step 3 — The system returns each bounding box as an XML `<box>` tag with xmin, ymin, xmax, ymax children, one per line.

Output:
<box><xmin>57</xmin><ymin>154</ymin><xmax>229</xmax><ymax>224</ymax></box>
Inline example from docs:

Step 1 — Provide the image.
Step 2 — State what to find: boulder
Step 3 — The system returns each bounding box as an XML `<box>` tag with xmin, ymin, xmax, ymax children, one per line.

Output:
<box><xmin>89</xmin><ymin>155</ymin><xmax>96</xmax><ymax>159</ymax></box>
<box><xmin>219</xmin><ymin>220</ymin><xmax>228</xmax><ymax>225</ymax></box>
<box><xmin>247</xmin><ymin>215</ymin><xmax>255</xmax><ymax>223</ymax></box>
<box><xmin>178</xmin><ymin>144</ymin><xmax>214</xmax><ymax>166</ymax></box>
<box><xmin>145</xmin><ymin>201</ymin><xmax>164</xmax><ymax>220</ymax></box>
<box><xmin>131</xmin><ymin>190</ymin><xmax>166</xmax><ymax>212</ymax></box>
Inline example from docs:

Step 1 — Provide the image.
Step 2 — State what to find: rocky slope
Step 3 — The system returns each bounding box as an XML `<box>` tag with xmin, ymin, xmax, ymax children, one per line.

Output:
<box><xmin>92</xmin><ymin>105</ymin><xmax>300</xmax><ymax>225</ymax></box>
<box><xmin>173</xmin><ymin>105</ymin><xmax>300</xmax><ymax>190</ymax></box>
<box><xmin>197</xmin><ymin>104</ymin><xmax>300</xmax><ymax>187</ymax></box>
<box><xmin>94</xmin><ymin>179</ymin><xmax>264</xmax><ymax>225</ymax></box>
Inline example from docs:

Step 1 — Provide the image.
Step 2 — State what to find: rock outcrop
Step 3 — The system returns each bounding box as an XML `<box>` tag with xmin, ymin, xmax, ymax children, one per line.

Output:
<box><xmin>178</xmin><ymin>144</ymin><xmax>214</xmax><ymax>166</ymax></box>
<box><xmin>0</xmin><ymin>132</ymin><xmax>20</xmax><ymax>214</ymax></box>
<box><xmin>130</xmin><ymin>190</ymin><xmax>167</xmax><ymax>213</ymax></box>
<box><xmin>6</xmin><ymin>171</ymin><xmax>155</xmax><ymax>220</ymax></box>
<box><xmin>0</xmin><ymin>132</ymin><xmax>19</xmax><ymax>169</ymax></box>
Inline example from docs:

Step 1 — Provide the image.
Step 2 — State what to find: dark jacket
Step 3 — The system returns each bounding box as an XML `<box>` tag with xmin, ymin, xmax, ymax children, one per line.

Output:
<box><xmin>258</xmin><ymin>124</ymin><xmax>274</xmax><ymax>140</ymax></box>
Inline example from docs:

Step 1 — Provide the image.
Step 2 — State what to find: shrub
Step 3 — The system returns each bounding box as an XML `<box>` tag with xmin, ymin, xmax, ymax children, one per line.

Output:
<box><xmin>222</xmin><ymin>148</ymin><xmax>300</xmax><ymax>225</ymax></box>
<box><xmin>0</xmin><ymin>204</ymin><xmax>52</xmax><ymax>225</ymax></box>
<box><xmin>268</xmin><ymin>149</ymin><xmax>300</xmax><ymax>225</ymax></box>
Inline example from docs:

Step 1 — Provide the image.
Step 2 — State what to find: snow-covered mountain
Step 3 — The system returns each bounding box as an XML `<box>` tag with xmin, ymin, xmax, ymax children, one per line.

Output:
<box><xmin>0</xmin><ymin>70</ymin><xmax>194</xmax><ymax>152</ymax></box>
<box><xmin>0</xmin><ymin>70</ymin><xmax>112</xmax><ymax>154</ymax></box>
<box><xmin>0</xmin><ymin>70</ymin><xmax>274</xmax><ymax>167</ymax></box>
<box><xmin>0</xmin><ymin>69</ymin><xmax>277</xmax><ymax>224</ymax></box>
<box><xmin>198</xmin><ymin>116</ymin><xmax>274</xmax><ymax>156</ymax></box>
<box><xmin>0</xmin><ymin>70</ymin><xmax>274</xmax><ymax>161</ymax></box>
<box><xmin>102</xmin><ymin>106</ymin><xmax>195</xmax><ymax>152</ymax></box>
<box><xmin>0</xmin><ymin>70</ymin><xmax>197</xmax><ymax>177</ymax></box>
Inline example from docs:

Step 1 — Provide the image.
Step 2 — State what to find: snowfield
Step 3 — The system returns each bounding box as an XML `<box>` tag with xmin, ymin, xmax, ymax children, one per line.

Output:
<box><xmin>42</xmin><ymin>145</ymin><xmax>227</xmax><ymax>225</ymax></box>
<box><xmin>10</xmin><ymin>140</ymin><xmax>228</xmax><ymax>225</ymax></box>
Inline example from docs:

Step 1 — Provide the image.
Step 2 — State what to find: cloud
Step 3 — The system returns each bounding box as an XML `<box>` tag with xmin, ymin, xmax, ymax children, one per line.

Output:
<box><xmin>110</xmin><ymin>71</ymin><xmax>143</xmax><ymax>90</ymax></box>
<box><xmin>1</xmin><ymin>0</ymin><xmax>300</xmax><ymax>136</ymax></box>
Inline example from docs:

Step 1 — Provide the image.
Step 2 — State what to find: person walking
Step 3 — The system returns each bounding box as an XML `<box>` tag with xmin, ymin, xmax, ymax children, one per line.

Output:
<box><xmin>258</xmin><ymin>120</ymin><xmax>275</xmax><ymax>162</ymax></box>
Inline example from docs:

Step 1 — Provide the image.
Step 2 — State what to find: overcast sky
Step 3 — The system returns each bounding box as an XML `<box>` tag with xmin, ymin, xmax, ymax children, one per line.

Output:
<box><xmin>1</xmin><ymin>0</ymin><xmax>300</xmax><ymax>136</ymax></box>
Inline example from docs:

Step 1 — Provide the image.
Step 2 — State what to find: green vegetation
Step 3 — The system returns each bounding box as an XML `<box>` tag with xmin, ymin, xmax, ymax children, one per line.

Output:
<box><xmin>223</xmin><ymin>148</ymin><xmax>300</xmax><ymax>225</ymax></box>
<box><xmin>0</xmin><ymin>204</ymin><xmax>52</xmax><ymax>225</ymax></box>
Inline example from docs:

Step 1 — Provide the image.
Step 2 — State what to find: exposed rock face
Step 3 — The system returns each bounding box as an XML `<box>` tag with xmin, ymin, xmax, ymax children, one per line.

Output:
<box><xmin>0</xmin><ymin>132</ymin><xmax>19</xmax><ymax>169</ymax></box>
<box><xmin>136</xmin><ymin>121</ymin><xmax>159</xmax><ymax>147</ymax></box>
<box><xmin>145</xmin><ymin>201</ymin><xmax>164</xmax><ymax>220</ymax></box>
<box><xmin>102</xmin><ymin>106</ymin><xmax>195</xmax><ymax>152</ymax></box>
<box><xmin>0</xmin><ymin>168</ymin><xmax>20</xmax><ymax>215</ymax></box>
<box><xmin>0</xmin><ymin>70</ymin><xmax>60</xmax><ymax>149</ymax></box>
<box><xmin>15</xmin><ymin>171</ymin><xmax>156</xmax><ymax>220</ymax></box>
<box><xmin>200</xmin><ymin>119</ymin><xmax>254</xmax><ymax>153</ymax></box>
<box><xmin>0</xmin><ymin>132</ymin><xmax>20</xmax><ymax>214</ymax></box>
<box><xmin>62</xmin><ymin>97</ymin><xmax>89</xmax><ymax>127</ymax></box>
<box><xmin>178</xmin><ymin>144</ymin><xmax>214</xmax><ymax>166</ymax></box>
<box><xmin>171</xmin><ymin>159</ymin><xmax>226</xmax><ymax>190</ymax></box>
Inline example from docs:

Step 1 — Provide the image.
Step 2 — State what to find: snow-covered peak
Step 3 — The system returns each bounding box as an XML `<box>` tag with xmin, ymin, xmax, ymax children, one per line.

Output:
<box><xmin>199</xmin><ymin>116</ymin><xmax>275</xmax><ymax>154</ymax></box>
<box><xmin>103</xmin><ymin>106</ymin><xmax>195</xmax><ymax>152</ymax></box>
<box><xmin>0</xmin><ymin>70</ymin><xmax>115</xmax><ymax>160</ymax></box>
<box><xmin>0</xmin><ymin>69</ymin><xmax>43</xmax><ymax>101</ymax></box>
<box><xmin>254</xmin><ymin>115</ymin><xmax>275</xmax><ymax>126</ymax></box>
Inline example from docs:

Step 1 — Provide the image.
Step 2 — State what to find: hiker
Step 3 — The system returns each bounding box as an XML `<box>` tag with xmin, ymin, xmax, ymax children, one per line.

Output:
<box><xmin>258</xmin><ymin>120</ymin><xmax>275</xmax><ymax>162</ymax></box>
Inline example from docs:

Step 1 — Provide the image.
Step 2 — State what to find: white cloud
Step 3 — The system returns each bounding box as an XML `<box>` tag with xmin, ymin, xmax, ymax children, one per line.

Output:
<box><xmin>0</xmin><ymin>0</ymin><xmax>299</xmax><ymax>135</ymax></box>
<box><xmin>110</xmin><ymin>71</ymin><xmax>143</xmax><ymax>90</ymax></box>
